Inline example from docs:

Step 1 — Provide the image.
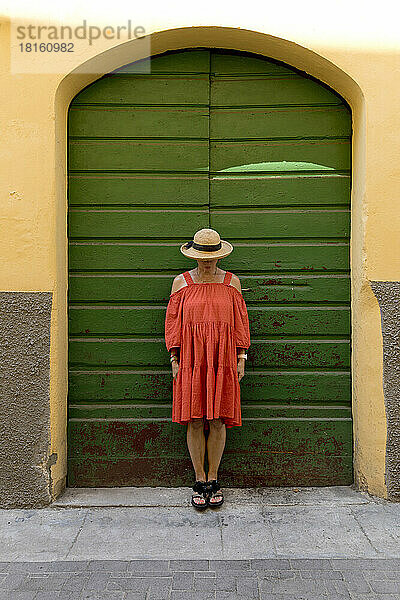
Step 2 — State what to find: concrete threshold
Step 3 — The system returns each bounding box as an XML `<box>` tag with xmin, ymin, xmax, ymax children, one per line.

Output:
<box><xmin>1</xmin><ymin>486</ymin><xmax>399</xmax><ymax>561</ymax></box>
<box><xmin>53</xmin><ymin>485</ymin><xmax>381</xmax><ymax>508</ymax></box>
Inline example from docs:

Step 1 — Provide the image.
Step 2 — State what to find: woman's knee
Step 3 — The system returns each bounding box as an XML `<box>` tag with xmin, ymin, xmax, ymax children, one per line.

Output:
<box><xmin>188</xmin><ymin>418</ymin><xmax>204</xmax><ymax>431</ymax></box>
<box><xmin>208</xmin><ymin>418</ymin><xmax>225</xmax><ymax>430</ymax></box>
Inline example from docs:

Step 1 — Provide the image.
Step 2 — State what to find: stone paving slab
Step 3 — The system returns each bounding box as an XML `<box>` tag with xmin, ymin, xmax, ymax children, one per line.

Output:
<box><xmin>1</xmin><ymin>487</ymin><xmax>400</xmax><ymax>562</ymax></box>
<box><xmin>0</xmin><ymin>559</ymin><xmax>400</xmax><ymax>599</ymax></box>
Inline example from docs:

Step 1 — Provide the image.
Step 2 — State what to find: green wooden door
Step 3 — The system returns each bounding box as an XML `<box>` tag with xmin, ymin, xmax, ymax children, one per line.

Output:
<box><xmin>68</xmin><ymin>49</ymin><xmax>352</xmax><ymax>487</ymax></box>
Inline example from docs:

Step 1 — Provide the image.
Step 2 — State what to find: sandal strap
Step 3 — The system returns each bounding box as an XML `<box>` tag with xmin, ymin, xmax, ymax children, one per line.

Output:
<box><xmin>205</xmin><ymin>480</ymin><xmax>221</xmax><ymax>493</ymax></box>
<box><xmin>192</xmin><ymin>480</ymin><xmax>207</xmax><ymax>494</ymax></box>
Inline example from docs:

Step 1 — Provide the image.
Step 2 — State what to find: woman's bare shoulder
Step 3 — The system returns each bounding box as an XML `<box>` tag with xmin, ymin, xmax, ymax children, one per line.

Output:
<box><xmin>228</xmin><ymin>272</ymin><xmax>242</xmax><ymax>293</ymax></box>
<box><xmin>170</xmin><ymin>273</ymin><xmax>188</xmax><ymax>294</ymax></box>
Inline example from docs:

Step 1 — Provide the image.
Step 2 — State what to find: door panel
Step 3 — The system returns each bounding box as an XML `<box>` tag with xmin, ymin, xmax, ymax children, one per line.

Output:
<box><xmin>209</xmin><ymin>51</ymin><xmax>352</xmax><ymax>485</ymax></box>
<box><xmin>68</xmin><ymin>49</ymin><xmax>352</xmax><ymax>487</ymax></box>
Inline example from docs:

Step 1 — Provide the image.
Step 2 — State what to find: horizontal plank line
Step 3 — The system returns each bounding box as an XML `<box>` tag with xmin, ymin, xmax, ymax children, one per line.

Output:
<box><xmin>68</xmin><ymin>368</ymin><xmax>350</xmax><ymax>374</ymax></box>
<box><xmin>210</xmin><ymin>137</ymin><xmax>350</xmax><ymax>142</ymax></box>
<box><xmin>71</xmin><ymin>103</ymin><xmax>211</xmax><ymax>108</ymax></box>
<box><xmin>69</xmin><ymin>208</ymin><xmax>209</xmax><ymax>213</ymax></box>
<box><xmin>68</xmin><ymin>402</ymin><xmax>351</xmax><ymax>409</ymax></box>
<box><xmin>68</xmin><ymin>304</ymin><xmax>350</xmax><ymax>310</ymax></box>
<box><xmin>68</xmin><ymin>140</ymin><xmax>209</xmax><ymax>146</ymax></box>
<box><xmin>67</xmin><ymin>271</ymin><xmax>351</xmax><ymax>277</ymax></box>
<box><xmin>70</xmin><ymin>102</ymin><xmax>343</xmax><ymax>109</ymax></box>
<box><xmin>210</xmin><ymin>104</ymin><xmax>349</xmax><ymax>111</ymax></box>
<box><xmin>68</xmin><ymin>169</ymin><xmax>351</xmax><ymax>175</ymax></box>
<box><xmin>69</xmin><ymin>138</ymin><xmax>349</xmax><ymax>146</ymax></box>
<box><xmin>68</xmin><ymin>204</ymin><xmax>349</xmax><ymax>211</ymax></box>
<box><xmin>68</xmin><ymin>170</ymin><xmax>211</xmax><ymax>175</ymax></box>
<box><xmin>68</xmin><ymin>304</ymin><xmax>351</xmax><ymax>310</ymax></box>
<box><xmin>68</xmin><ymin>305</ymin><xmax>350</xmax><ymax>310</ymax></box>
<box><xmin>68</xmin><ymin>135</ymin><xmax>350</xmax><ymax>142</ymax></box>
<box><xmin>70</xmin><ymin>106</ymin><xmax>209</xmax><ymax>111</ymax></box>
<box><xmin>210</xmin><ymin>173</ymin><xmax>351</xmax><ymax>179</ymax></box>
<box><xmin>210</xmin><ymin>205</ymin><xmax>350</xmax><ymax>209</ymax></box>
<box><xmin>69</xmin><ymin>105</ymin><xmax>349</xmax><ymax>114</ymax></box>
<box><xmin>68</xmin><ymin>173</ymin><xmax>210</xmax><ymax>178</ymax></box>
<box><xmin>69</xmin><ymin>136</ymin><xmax>209</xmax><ymax>142</ymax></box>
<box><xmin>68</xmin><ymin>207</ymin><xmax>350</xmax><ymax>213</ymax></box>
<box><xmin>68</xmin><ymin>337</ymin><xmax>350</xmax><ymax>343</ymax></box>
<box><xmin>68</xmin><ymin>417</ymin><xmax>352</xmax><ymax>422</ymax></box>
<box><xmin>68</xmin><ymin>273</ymin><xmax>350</xmax><ymax>279</ymax></box>
<box><xmin>68</xmin><ymin>240</ymin><xmax>350</xmax><ymax>245</ymax></box>
<box><xmin>70</xmin><ymin>100</ymin><xmax>344</xmax><ymax>109</ymax></box>
<box><xmin>68</xmin><ymin>204</ymin><xmax>209</xmax><ymax>209</ymax></box>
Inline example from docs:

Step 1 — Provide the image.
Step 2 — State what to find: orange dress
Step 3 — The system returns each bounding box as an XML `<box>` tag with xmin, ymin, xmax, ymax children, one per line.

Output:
<box><xmin>164</xmin><ymin>270</ymin><xmax>251</xmax><ymax>429</ymax></box>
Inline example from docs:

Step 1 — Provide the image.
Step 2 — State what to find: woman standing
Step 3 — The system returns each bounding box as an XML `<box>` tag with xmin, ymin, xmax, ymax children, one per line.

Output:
<box><xmin>164</xmin><ymin>228</ymin><xmax>251</xmax><ymax>510</ymax></box>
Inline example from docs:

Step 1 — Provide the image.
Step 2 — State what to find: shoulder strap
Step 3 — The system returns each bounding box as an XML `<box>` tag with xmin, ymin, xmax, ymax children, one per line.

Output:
<box><xmin>183</xmin><ymin>271</ymin><xmax>194</xmax><ymax>285</ymax></box>
<box><xmin>223</xmin><ymin>271</ymin><xmax>233</xmax><ymax>285</ymax></box>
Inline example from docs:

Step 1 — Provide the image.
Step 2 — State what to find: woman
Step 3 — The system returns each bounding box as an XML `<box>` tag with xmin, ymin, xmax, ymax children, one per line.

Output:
<box><xmin>164</xmin><ymin>228</ymin><xmax>251</xmax><ymax>510</ymax></box>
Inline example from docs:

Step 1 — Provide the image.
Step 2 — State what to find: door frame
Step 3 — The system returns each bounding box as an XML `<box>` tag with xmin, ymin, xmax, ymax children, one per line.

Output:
<box><xmin>52</xmin><ymin>26</ymin><xmax>378</xmax><ymax>500</ymax></box>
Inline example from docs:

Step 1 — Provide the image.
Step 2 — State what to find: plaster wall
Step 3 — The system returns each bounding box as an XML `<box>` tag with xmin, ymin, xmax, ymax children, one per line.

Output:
<box><xmin>0</xmin><ymin>16</ymin><xmax>398</xmax><ymax>504</ymax></box>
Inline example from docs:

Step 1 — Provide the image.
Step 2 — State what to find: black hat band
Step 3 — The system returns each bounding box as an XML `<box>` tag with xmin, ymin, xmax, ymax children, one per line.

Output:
<box><xmin>184</xmin><ymin>240</ymin><xmax>222</xmax><ymax>251</ymax></box>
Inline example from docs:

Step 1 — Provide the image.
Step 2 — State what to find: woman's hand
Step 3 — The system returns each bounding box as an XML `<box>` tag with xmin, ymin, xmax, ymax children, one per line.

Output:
<box><xmin>171</xmin><ymin>359</ymin><xmax>180</xmax><ymax>380</ymax></box>
<box><xmin>237</xmin><ymin>357</ymin><xmax>245</xmax><ymax>382</ymax></box>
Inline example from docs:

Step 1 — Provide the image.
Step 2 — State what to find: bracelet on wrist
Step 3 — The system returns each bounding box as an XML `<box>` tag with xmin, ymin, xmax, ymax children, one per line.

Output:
<box><xmin>170</xmin><ymin>355</ymin><xmax>178</xmax><ymax>362</ymax></box>
<box><xmin>237</xmin><ymin>353</ymin><xmax>247</xmax><ymax>360</ymax></box>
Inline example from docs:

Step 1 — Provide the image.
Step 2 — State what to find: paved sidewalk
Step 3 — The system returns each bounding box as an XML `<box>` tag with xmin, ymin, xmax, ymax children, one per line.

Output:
<box><xmin>1</xmin><ymin>486</ymin><xmax>400</xmax><ymax>598</ymax></box>
<box><xmin>1</xmin><ymin>558</ymin><xmax>400</xmax><ymax>599</ymax></box>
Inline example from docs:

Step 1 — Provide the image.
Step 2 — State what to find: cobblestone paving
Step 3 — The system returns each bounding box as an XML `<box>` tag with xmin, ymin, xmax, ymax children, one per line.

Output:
<box><xmin>0</xmin><ymin>559</ymin><xmax>400</xmax><ymax>599</ymax></box>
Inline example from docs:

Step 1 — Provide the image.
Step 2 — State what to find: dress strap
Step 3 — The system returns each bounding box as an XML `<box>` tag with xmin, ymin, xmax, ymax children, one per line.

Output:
<box><xmin>183</xmin><ymin>271</ymin><xmax>194</xmax><ymax>285</ymax></box>
<box><xmin>223</xmin><ymin>271</ymin><xmax>233</xmax><ymax>285</ymax></box>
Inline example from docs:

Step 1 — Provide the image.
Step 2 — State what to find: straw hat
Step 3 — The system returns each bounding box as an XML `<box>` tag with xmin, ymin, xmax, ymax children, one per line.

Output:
<box><xmin>180</xmin><ymin>228</ymin><xmax>233</xmax><ymax>260</ymax></box>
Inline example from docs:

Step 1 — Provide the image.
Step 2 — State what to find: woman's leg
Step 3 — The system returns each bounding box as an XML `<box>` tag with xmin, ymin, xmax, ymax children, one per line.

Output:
<box><xmin>206</xmin><ymin>418</ymin><xmax>226</xmax><ymax>480</ymax></box>
<box><xmin>186</xmin><ymin>418</ymin><xmax>206</xmax><ymax>481</ymax></box>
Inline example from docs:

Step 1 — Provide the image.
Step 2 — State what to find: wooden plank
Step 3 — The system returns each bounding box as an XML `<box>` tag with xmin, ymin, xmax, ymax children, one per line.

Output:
<box><xmin>68</xmin><ymin>243</ymin><xmax>349</xmax><ymax>271</ymax></box>
<box><xmin>68</xmin><ymin>174</ymin><xmax>209</xmax><ymax>206</ymax></box>
<box><xmin>211</xmin><ymin>106</ymin><xmax>351</xmax><ymax>139</ymax></box>
<box><xmin>210</xmin><ymin>175</ymin><xmax>350</xmax><ymax>207</ymax></box>
<box><xmin>69</xmin><ymin>306</ymin><xmax>350</xmax><ymax>336</ymax></box>
<box><xmin>69</xmin><ymin>139</ymin><xmax>209</xmax><ymax>172</ymax></box>
<box><xmin>68</xmin><ymin>209</ymin><xmax>209</xmax><ymax>238</ymax></box>
<box><xmin>68</xmin><ymin>274</ymin><xmax>350</xmax><ymax>303</ymax></box>
<box><xmin>69</xmin><ymin>106</ymin><xmax>209</xmax><ymax>138</ymax></box>
<box><xmin>211</xmin><ymin>76</ymin><xmax>343</xmax><ymax>107</ymax></box>
<box><xmin>67</xmin><ymin>417</ymin><xmax>352</xmax><ymax>458</ymax></box>
<box><xmin>67</xmin><ymin>452</ymin><xmax>353</xmax><ymax>487</ymax></box>
<box><xmin>68</xmin><ymin>338</ymin><xmax>350</xmax><ymax>368</ymax></box>
<box><xmin>68</xmin><ymin>369</ymin><xmax>351</xmax><ymax>403</ymax></box>
<box><xmin>211</xmin><ymin>53</ymin><xmax>296</xmax><ymax>76</ymax></box>
<box><xmin>71</xmin><ymin>75</ymin><xmax>210</xmax><ymax>105</ymax></box>
<box><xmin>210</xmin><ymin>139</ymin><xmax>351</xmax><ymax>172</ymax></box>
<box><xmin>115</xmin><ymin>50</ymin><xmax>211</xmax><ymax>74</ymax></box>
<box><xmin>211</xmin><ymin>209</ymin><xmax>350</xmax><ymax>239</ymax></box>
<box><xmin>68</xmin><ymin>403</ymin><xmax>352</xmax><ymax>420</ymax></box>
<box><xmin>68</xmin><ymin>207</ymin><xmax>350</xmax><ymax>242</ymax></box>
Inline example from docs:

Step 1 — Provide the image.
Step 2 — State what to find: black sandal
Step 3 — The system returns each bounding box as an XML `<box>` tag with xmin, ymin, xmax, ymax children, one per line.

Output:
<box><xmin>191</xmin><ymin>481</ymin><xmax>208</xmax><ymax>510</ymax></box>
<box><xmin>205</xmin><ymin>480</ymin><xmax>224</xmax><ymax>508</ymax></box>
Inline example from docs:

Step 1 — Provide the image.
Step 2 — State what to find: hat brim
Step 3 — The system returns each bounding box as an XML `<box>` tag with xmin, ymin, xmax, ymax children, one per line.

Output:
<box><xmin>180</xmin><ymin>240</ymin><xmax>233</xmax><ymax>260</ymax></box>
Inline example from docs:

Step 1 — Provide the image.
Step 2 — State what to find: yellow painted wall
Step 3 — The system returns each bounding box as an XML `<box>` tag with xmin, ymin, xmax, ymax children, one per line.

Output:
<box><xmin>0</xmin><ymin>15</ymin><xmax>395</xmax><ymax>500</ymax></box>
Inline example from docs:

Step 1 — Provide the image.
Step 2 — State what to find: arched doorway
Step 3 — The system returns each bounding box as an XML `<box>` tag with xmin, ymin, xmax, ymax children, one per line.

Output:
<box><xmin>67</xmin><ymin>48</ymin><xmax>352</xmax><ymax>487</ymax></box>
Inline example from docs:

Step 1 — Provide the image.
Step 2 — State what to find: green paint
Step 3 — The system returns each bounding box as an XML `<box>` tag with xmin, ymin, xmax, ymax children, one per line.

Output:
<box><xmin>68</xmin><ymin>49</ymin><xmax>352</xmax><ymax>487</ymax></box>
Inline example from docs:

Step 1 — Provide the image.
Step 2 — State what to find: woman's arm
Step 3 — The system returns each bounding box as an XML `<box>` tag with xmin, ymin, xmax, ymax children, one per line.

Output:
<box><xmin>230</xmin><ymin>275</ymin><xmax>249</xmax><ymax>382</ymax></box>
<box><xmin>168</xmin><ymin>274</ymin><xmax>185</xmax><ymax>380</ymax></box>
<box><xmin>237</xmin><ymin>346</ymin><xmax>247</xmax><ymax>382</ymax></box>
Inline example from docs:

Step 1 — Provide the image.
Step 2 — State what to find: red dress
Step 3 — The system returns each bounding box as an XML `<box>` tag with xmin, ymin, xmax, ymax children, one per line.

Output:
<box><xmin>164</xmin><ymin>270</ymin><xmax>251</xmax><ymax>429</ymax></box>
